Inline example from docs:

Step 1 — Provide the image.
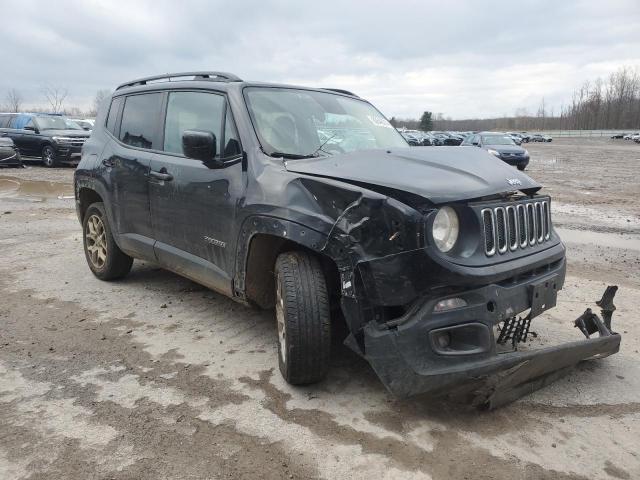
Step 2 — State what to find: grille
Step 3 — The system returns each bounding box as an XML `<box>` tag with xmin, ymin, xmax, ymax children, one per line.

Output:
<box><xmin>482</xmin><ymin>199</ymin><xmax>552</xmax><ymax>256</ymax></box>
<box><xmin>58</xmin><ymin>137</ymin><xmax>87</xmax><ymax>147</ymax></box>
<box><xmin>482</xmin><ymin>209</ymin><xmax>495</xmax><ymax>255</ymax></box>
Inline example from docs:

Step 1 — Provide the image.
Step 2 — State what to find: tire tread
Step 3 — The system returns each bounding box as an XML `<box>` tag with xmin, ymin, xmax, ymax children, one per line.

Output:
<box><xmin>275</xmin><ymin>251</ymin><xmax>331</xmax><ymax>385</ymax></box>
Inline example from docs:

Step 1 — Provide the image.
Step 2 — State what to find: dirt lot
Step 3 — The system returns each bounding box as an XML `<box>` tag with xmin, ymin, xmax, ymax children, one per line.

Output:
<box><xmin>1</xmin><ymin>138</ymin><xmax>639</xmax><ymax>480</ymax></box>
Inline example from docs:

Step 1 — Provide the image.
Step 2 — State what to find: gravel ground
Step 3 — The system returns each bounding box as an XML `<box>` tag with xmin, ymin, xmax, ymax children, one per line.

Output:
<box><xmin>1</xmin><ymin>138</ymin><xmax>639</xmax><ymax>480</ymax></box>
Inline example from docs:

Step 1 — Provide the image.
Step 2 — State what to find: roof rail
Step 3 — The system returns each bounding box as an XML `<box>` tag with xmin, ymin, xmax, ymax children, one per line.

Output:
<box><xmin>116</xmin><ymin>71</ymin><xmax>242</xmax><ymax>90</ymax></box>
<box><xmin>322</xmin><ymin>88</ymin><xmax>359</xmax><ymax>97</ymax></box>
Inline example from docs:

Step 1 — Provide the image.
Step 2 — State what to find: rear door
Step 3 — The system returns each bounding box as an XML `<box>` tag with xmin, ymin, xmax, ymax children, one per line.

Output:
<box><xmin>103</xmin><ymin>93</ymin><xmax>164</xmax><ymax>258</ymax></box>
<box><xmin>19</xmin><ymin>117</ymin><xmax>41</xmax><ymax>156</ymax></box>
<box><xmin>149</xmin><ymin>90</ymin><xmax>244</xmax><ymax>294</ymax></box>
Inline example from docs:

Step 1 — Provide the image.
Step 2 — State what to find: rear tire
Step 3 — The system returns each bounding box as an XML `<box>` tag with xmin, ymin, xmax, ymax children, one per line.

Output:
<box><xmin>42</xmin><ymin>145</ymin><xmax>58</xmax><ymax>168</ymax></box>
<box><xmin>274</xmin><ymin>251</ymin><xmax>331</xmax><ymax>385</ymax></box>
<box><xmin>82</xmin><ymin>202</ymin><xmax>133</xmax><ymax>280</ymax></box>
<box><xmin>517</xmin><ymin>165</ymin><xmax>526</xmax><ymax>171</ymax></box>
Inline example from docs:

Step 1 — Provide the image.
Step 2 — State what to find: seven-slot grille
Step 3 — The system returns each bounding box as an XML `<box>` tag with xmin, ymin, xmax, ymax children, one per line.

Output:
<box><xmin>481</xmin><ymin>199</ymin><xmax>551</xmax><ymax>256</ymax></box>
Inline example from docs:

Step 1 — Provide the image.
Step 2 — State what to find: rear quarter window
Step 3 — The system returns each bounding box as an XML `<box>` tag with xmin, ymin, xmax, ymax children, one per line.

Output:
<box><xmin>105</xmin><ymin>97</ymin><xmax>124</xmax><ymax>136</ymax></box>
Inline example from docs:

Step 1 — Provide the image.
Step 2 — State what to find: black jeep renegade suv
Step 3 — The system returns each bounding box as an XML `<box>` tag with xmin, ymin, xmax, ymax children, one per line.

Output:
<box><xmin>74</xmin><ymin>72</ymin><xmax>621</xmax><ymax>407</ymax></box>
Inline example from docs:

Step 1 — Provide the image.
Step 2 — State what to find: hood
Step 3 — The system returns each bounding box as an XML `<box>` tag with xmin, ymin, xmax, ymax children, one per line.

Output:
<box><xmin>43</xmin><ymin>129</ymin><xmax>90</xmax><ymax>137</ymax></box>
<box><xmin>485</xmin><ymin>144</ymin><xmax>526</xmax><ymax>154</ymax></box>
<box><xmin>284</xmin><ymin>147</ymin><xmax>540</xmax><ymax>204</ymax></box>
<box><xmin>0</xmin><ymin>137</ymin><xmax>15</xmax><ymax>147</ymax></box>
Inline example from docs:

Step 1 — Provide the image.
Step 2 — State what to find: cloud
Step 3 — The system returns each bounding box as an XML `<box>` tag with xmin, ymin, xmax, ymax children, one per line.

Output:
<box><xmin>1</xmin><ymin>0</ymin><xmax>639</xmax><ymax>118</ymax></box>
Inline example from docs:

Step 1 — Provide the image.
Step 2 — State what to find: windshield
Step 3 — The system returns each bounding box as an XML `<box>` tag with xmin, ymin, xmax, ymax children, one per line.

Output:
<box><xmin>482</xmin><ymin>135</ymin><xmax>515</xmax><ymax>145</ymax></box>
<box><xmin>37</xmin><ymin>116</ymin><xmax>80</xmax><ymax>130</ymax></box>
<box><xmin>244</xmin><ymin>87</ymin><xmax>408</xmax><ymax>157</ymax></box>
<box><xmin>65</xmin><ymin>119</ymin><xmax>84</xmax><ymax>130</ymax></box>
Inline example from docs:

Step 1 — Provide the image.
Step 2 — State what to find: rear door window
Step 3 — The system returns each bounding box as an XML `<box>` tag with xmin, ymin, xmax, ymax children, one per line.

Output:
<box><xmin>119</xmin><ymin>93</ymin><xmax>164</xmax><ymax>150</ymax></box>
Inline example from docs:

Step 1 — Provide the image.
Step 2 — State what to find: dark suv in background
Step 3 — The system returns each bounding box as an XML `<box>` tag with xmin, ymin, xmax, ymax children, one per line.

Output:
<box><xmin>74</xmin><ymin>72</ymin><xmax>621</xmax><ymax>408</ymax></box>
<box><xmin>462</xmin><ymin>132</ymin><xmax>530</xmax><ymax>170</ymax></box>
<box><xmin>0</xmin><ymin>113</ymin><xmax>90</xmax><ymax>167</ymax></box>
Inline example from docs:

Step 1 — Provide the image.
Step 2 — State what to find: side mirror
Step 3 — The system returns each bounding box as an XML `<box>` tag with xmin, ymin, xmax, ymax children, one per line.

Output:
<box><xmin>182</xmin><ymin>130</ymin><xmax>220</xmax><ymax>164</ymax></box>
<box><xmin>472</xmin><ymin>141</ymin><xmax>479</xmax><ymax>146</ymax></box>
<box><xmin>24</xmin><ymin>125</ymin><xmax>38</xmax><ymax>133</ymax></box>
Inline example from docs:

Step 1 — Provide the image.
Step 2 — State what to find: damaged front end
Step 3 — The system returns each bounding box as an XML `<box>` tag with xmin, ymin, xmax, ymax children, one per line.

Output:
<box><xmin>360</xmin><ymin>286</ymin><xmax>621</xmax><ymax>410</ymax></box>
<box><xmin>278</xmin><ymin>148</ymin><xmax>623</xmax><ymax>408</ymax></box>
<box><xmin>306</xmin><ymin>182</ymin><xmax>622</xmax><ymax>409</ymax></box>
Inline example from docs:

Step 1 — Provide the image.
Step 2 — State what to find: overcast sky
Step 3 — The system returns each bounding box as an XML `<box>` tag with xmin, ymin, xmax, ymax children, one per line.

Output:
<box><xmin>2</xmin><ymin>0</ymin><xmax>639</xmax><ymax>119</ymax></box>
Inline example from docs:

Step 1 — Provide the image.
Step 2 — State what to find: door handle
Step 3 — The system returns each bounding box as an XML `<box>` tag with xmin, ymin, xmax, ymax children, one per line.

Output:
<box><xmin>149</xmin><ymin>169</ymin><xmax>173</xmax><ymax>181</ymax></box>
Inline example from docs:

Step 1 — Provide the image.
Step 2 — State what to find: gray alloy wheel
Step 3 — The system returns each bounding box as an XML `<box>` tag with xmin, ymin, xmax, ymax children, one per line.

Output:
<box><xmin>42</xmin><ymin>145</ymin><xmax>56</xmax><ymax>167</ymax></box>
<box><xmin>82</xmin><ymin>202</ymin><xmax>133</xmax><ymax>280</ymax></box>
<box><xmin>85</xmin><ymin>214</ymin><xmax>108</xmax><ymax>269</ymax></box>
<box><xmin>275</xmin><ymin>279</ymin><xmax>287</xmax><ymax>365</ymax></box>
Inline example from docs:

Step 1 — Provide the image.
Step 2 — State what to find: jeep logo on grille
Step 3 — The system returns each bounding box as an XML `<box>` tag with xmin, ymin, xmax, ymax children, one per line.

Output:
<box><xmin>506</xmin><ymin>178</ymin><xmax>522</xmax><ymax>186</ymax></box>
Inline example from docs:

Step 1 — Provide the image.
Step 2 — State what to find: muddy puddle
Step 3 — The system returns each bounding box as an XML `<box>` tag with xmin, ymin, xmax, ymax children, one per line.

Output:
<box><xmin>556</xmin><ymin>227</ymin><xmax>640</xmax><ymax>251</ymax></box>
<box><xmin>0</xmin><ymin>176</ymin><xmax>74</xmax><ymax>201</ymax></box>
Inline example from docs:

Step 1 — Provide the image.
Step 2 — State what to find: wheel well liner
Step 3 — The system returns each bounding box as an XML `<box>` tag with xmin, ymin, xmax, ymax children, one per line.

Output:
<box><xmin>240</xmin><ymin>227</ymin><xmax>340</xmax><ymax>309</ymax></box>
<box><xmin>78</xmin><ymin>188</ymin><xmax>103</xmax><ymax>222</ymax></box>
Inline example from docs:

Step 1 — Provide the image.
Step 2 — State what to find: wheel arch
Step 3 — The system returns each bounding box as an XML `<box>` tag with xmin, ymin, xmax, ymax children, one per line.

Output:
<box><xmin>77</xmin><ymin>187</ymin><xmax>104</xmax><ymax>222</ymax></box>
<box><xmin>235</xmin><ymin>216</ymin><xmax>340</xmax><ymax>309</ymax></box>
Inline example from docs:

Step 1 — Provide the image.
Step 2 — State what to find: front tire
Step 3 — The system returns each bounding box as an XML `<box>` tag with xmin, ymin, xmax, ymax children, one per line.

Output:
<box><xmin>42</xmin><ymin>145</ymin><xmax>58</xmax><ymax>167</ymax></box>
<box><xmin>82</xmin><ymin>202</ymin><xmax>133</xmax><ymax>280</ymax></box>
<box><xmin>275</xmin><ymin>251</ymin><xmax>331</xmax><ymax>385</ymax></box>
<box><xmin>517</xmin><ymin>164</ymin><xmax>526</xmax><ymax>171</ymax></box>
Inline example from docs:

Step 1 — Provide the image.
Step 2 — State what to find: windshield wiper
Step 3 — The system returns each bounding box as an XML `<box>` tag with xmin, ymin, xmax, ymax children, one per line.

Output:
<box><xmin>307</xmin><ymin>133</ymin><xmax>338</xmax><ymax>157</ymax></box>
<box><xmin>268</xmin><ymin>151</ymin><xmax>320</xmax><ymax>160</ymax></box>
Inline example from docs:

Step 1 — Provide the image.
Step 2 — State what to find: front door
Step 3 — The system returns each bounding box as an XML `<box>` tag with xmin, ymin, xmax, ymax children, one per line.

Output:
<box><xmin>149</xmin><ymin>90</ymin><xmax>244</xmax><ymax>295</ymax></box>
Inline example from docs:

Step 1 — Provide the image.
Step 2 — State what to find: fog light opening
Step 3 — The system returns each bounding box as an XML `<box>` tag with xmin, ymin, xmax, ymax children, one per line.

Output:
<box><xmin>486</xmin><ymin>301</ymin><xmax>496</xmax><ymax>312</ymax></box>
<box><xmin>434</xmin><ymin>297</ymin><xmax>468</xmax><ymax>312</ymax></box>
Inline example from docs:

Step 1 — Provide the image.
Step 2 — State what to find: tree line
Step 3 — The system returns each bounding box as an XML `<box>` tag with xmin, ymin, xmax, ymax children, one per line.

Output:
<box><xmin>391</xmin><ymin>65</ymin><xmax>640</xmax><ymax>132</ymax></box>
<box><xmin>1</xmin><ymin>86</ymin><xmax>111</xmax><ymax>118</ymax></box>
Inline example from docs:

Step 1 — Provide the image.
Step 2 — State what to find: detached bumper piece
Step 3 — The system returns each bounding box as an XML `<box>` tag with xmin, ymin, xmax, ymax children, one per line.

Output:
<box><xmin>362</xmin><ymin>286</ymin><xmax>622</xmax><ymax>410</ymax></box>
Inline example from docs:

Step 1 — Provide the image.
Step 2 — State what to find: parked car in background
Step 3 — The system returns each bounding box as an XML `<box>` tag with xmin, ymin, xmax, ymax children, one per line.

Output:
<box><xmin>623</xmin><ymin>133</ymin><xmax>638</xmax><ymax>140</ymax></box>
<box><xmin>610</xmin><ymin>133</ymin><xmax>626</xmax><ymax>139</ymax></box>
<box><xmin>69</xmin><ymin>118</ymin><xmax>95</xmax><ymax>131</ymax></box>
<box><xmin>518</xmin><ymin>132</ymin><xmax>531</xmax><ymax>143</ymax></box>
<box><xmin>433</xmin><ymin>132</ymin><xmax>463</xmax><ymax>146</ymax></box>
<box><xmin>0</xmin><ymin>113</ymin><xmax>90</xmax><ymax>167</ymax></box>
<box><xmin>529</xmin><ymin>133</ymin><xmax>552</xmax><ymax>142</ymax></box>
<box><xmin>401</xmin><ymin>132</ymin><xmax>421</xmax><ymax>146</ymax></box>
<box><xmin>505</xmin><ymin>132</ymin><xmax>523</xmax><ymax>145</ymax></box>
<box><xmin>0</xmin><ymin>136</ymin><xmax>22</xmax><ymax>167</ymax></box>
<box><xmin>461</xmin><ymin>132</ymin><xmax>530</xmax><ymax>170</ymax></box>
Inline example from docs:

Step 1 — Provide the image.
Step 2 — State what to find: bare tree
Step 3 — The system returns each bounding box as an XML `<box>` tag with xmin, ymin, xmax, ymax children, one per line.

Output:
<box><xmin>42</xmin><ymin>85</ymin><xmax>68</xmax><ymax>113</ymax></box>
<box><xmin>5</xmin><ymin>88</ymin><xmax>23</xmax><ymax>112</ymax></box>
<box><xmin>91</xmin><ymin>89</ymin><xmax>111</xmax><ymax>116</ymax></box>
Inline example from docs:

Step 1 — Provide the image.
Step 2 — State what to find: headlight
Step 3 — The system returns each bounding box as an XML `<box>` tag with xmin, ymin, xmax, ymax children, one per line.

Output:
<box><xmin>487</xmin><ymin>149</ymin><xmax>501</xmax><ymax>157</ymax></box>
<box><xmin>523</xmin><ymin>149</ymin><xmax>529</xmax><ymax>156</ymax></box>
<box><xmin>52</xmin><ymin>136</ymin><xmax>73</xmax><ymax>143</ymax></box>
<box><xmin>432</xmin><ymin>206</ymin><xmax>459</xmax><ymax>252</ymax></box>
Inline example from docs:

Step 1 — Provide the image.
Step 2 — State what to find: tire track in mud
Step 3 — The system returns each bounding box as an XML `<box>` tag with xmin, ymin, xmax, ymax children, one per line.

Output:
<box><xmin>0</xmin><ymin>278</ymin><xmax>319</xmax><ymax>480</ymax></box>
<box><xmin>240</xmin><ymin>370</ymin><xmax>589</xmax><ymax>480</ymax></box>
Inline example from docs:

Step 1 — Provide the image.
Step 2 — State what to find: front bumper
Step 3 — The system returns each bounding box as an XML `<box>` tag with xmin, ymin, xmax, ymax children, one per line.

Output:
<box><xmin>499</xmin><ymin>154</ymin><xmax>529</xmax><ymax>168</ymax></box>
<box><xmin>350</xmin><ymin>255</ymin><xmax>622</xmax><ymax>408</ymax></box>
<box><xmin>53</xmin><ymin>143</ymin><xmax>83</xmax><ymax>163</ymax></box>
<box><xmin>0</xmin><ymin>148</ymin><xmax>22</xmax><ymax>167</ymax></box>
